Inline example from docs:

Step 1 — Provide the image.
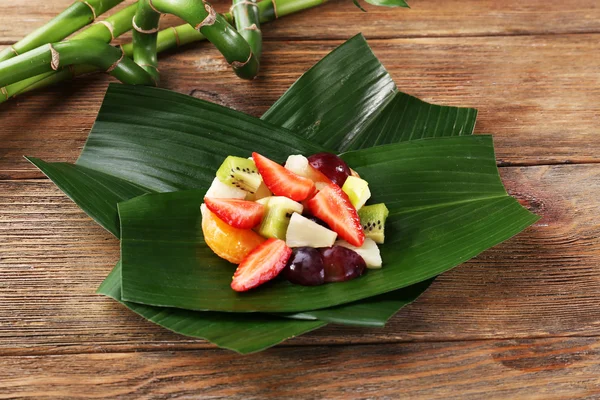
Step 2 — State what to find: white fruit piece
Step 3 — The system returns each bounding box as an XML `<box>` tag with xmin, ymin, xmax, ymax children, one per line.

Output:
<box><xmin>205</xmin><ymin>178</ymin><xmax>247</xmax><ymax>199</ymax></box>
<box><xmin>246</xmin><ymin>181</ymin><xmax>272</xmax><ymax>201</ymax></box>
<box><xmin>342</xmin><ymin>176</ymin><xmax>371</xmax><ymax>210</ymax></box>
<box><xmin>286</xmin><ymin>213</ymin><xmax>337</xmax><ymax>248</ymax></box>
<box><xmin>284</xmin><ymin>154</ymin><xmax>311</xmax><ymax>178</ymax></box>
<box><xmin>335</xmin><ymin>238</ymin><xmax>382</xmax><ymax>268</ymax></box>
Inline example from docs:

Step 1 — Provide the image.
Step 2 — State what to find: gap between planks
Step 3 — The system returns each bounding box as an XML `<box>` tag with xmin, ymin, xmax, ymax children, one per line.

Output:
<box><xmin>2</xmin><ymin>29</ymin><xmax>600</xmax><ymax>47</ymax></box>
<box><xmin>5</xmin><ymin>334</ymin><xmax>600</xmax><ymax>358</ymax></box>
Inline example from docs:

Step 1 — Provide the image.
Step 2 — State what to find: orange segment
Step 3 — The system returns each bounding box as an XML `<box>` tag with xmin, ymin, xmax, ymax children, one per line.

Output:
<box><xmin>201</xmin><ymin>204</ymin><xmax>266</xmax><ymax>264</ymax></box>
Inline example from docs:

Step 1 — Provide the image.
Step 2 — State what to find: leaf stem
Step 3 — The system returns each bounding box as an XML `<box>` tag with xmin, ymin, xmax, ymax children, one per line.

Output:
<box><xmin>0</xmin><ymin>0</ymin><xmax>125</xmax><ymax>62</ymax></box>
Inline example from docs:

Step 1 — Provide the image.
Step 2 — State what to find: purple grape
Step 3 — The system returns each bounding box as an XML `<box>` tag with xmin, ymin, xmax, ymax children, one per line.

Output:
<box><xmin>284</xmin><ymin>247</ymin><xmax>325</xmax><ymax>286</ymax></box>
<box><xmin>320</xmin><ymin>246</ymin><xmax>366</xmax><ymax>283</ymax></box>
<box><xmin>308</xmin><ymin>152</ymin><xmax>351</xmax><ymax>186</ymax></box>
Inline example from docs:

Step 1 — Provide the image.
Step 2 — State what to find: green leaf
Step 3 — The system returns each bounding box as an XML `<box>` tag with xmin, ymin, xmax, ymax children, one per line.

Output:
<box><xmin>352</xmin><ymin>0</ymin><xmax>368</xmax><ymax>12</ymax></box>
<box><xmin>263</xmin><ymin>35</ymin><xmax>395</xmax><ymax>145</ymax></box>
<box><xmin>27</xmin><ymin>35</ymin><xmax>486</xmax><ymax>350</ymax></box>
<box><xmin>26</xmin><ymin>159</ymin><xmax>149</xmax><ymax>237</ymax></box>
<box><xmin>118</xmin><ymin>136</ymin><xmax>538</xmax><ymax>313</ymax></box>
<box><xmin>263</xmin><ymin>35</ymin><xmax>475</xmax><ymax>152</ymax></box>
<box><xmin>363</xmin><ymin>0</ymin><xmax>409</xmax><ymax>8</ymax></box>
<box><xmin>77</xmin><ymin>85</ymin><xmax>323</xmax><ymax>191</ymax></box>
<box><xmin>283</xmin><ymin>279</ymin><xmax>434</xmax><ymax>327</ymax></box>
<box><xmin>99</xmin><ymin>263</ymin><xmax>325</xmax><ymax>354</ymax></box>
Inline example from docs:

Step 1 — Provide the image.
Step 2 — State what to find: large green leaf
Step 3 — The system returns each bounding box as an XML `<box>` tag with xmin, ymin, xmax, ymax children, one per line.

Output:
<box><xmin>279</xmin><ymin>278</ymin><xmax>433</xmax><ymax>327</ymax></box>
<box><xmin>263</xmin><ymin>34</ymin><xmax>476</xmax><ymax>152</ymax></box>
<box><xmin>28</xmin><ymin>35</ymin><xmax>484</xmax><ymax>350</ymax></box>
<box><xmin>99</xmin><ymin>263</ymin><xmax>326</xmax><ymax>354</ymax></box>
<box><xmin>118</xmin><ymin>136</ymin><xmax>538</xmax><ymax>313</ymax></box>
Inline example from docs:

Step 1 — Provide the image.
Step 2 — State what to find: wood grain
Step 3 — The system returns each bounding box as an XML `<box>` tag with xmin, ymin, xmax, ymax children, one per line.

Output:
<box><xmin>1</xmin><ymin>0</ymin><xmax>599</xmax><ymax>396</ymax></box>
<box><xmin>1</xmin><ymin>0</ymin><xmax>600</xmax><ymax>44</ymax></box>
<box><xmin>2</xmin><ymin>34</ymin><xmax>599</xmax><ymax>180</ymax></box>
<box><xmin>1</xmin><ymin>164</ymin><xmax>598</xmax><ymax>355</ymax></box>
<box><xmin>2</xmin><ymin>337</ymin><xmax>600</xmax><ymax>399</ymax></box>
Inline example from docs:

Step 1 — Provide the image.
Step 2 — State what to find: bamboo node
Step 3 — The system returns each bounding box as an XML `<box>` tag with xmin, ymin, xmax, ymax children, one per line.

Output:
<box><xmin>79</xmin><ymin>0</ymin><xmax>97</xmax><ymax>20</ymax></box>
<box><xmin>196</xmin><ymin>2</ymin><xmax>217</xmax><ymax>30</ymax></box>
<box><xmin>171</xmin><ymin>27</ymin><xmax>181</xmax><ymax>47</ymax></box>
<box><xmin>49</xmin><ymin>44</ymin><xmax>60</xmax><ymax>71</ymax></box>
<box><xmin>9</xmin><ymin>46</ymin><xmax>19</xmax><ymax>56</ymax></box>
<box><xmin>148</xmin><ymin>0</ymin><xmax>163</xmax><ymax>15</ymax></box>
<box><xmin>231</xmin><ymin>51</ymin><xmax>253</xmax><ymax>69</ymax></box>
<box><xmin>230</xmin><ymin>0</ymin><xmax>259</xmax><ymax>14</ymax></box>
<box><xmin>243</xmin><ymin>23</ymin><xmax>260</xmax><ymax>32</ymax></box>
<box><xmin>1</xmin><ymin>87</ymin><xmax>8</xmax><ymax>100</ymax></box>
<box><xmin>95</xmin><ymin>21</ymin><xmax>115</xmax><ymax>40</ymax></box>
<box><xmin>107</xmin><ymin>46</ymin><xmax>124</xmax><ymax>73</ymax></box>
<box><xmin>132</xmin><ymin>17</ymin><xmax>160</xmax><ymax>34</ymax></box>
<box><xmin>139</xmin><ymin>64</ymin><xmax>160</xmax><ymax>73</ymax></box>
<box><xmin>271</xmin><ymin>0</ymin><xmax>279</xmax><ymax>18</ymax></box>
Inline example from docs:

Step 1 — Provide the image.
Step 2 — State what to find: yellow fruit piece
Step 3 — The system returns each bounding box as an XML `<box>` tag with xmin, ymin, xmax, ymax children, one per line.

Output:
<box><xmin>201</xmin><ymin>204</ymin><xmax>266</xmax><ymax>264</ymax></box>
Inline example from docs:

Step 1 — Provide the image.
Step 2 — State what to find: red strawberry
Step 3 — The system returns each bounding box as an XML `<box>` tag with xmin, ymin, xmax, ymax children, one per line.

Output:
<box><xmin>231</xmin><ymin>238</ymin><xmax>292</xmax><ymax>292</ymax></box>
<box><xmin>307</xmin><ymin>184</ymin><xmax>365</xmax><ymax>247</ymax></box>
<box><xmin>204</xmin><ymin>198</ymin><xmax>265</xmax><ymax>229</ymax></box>
<box><xmin>253</xmin><ymin>152</ymin><xmax>315</xmax><ymax>201</ymax></box>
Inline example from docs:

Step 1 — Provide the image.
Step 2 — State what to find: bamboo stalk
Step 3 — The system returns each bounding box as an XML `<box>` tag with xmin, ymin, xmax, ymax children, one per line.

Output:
<box><xmin>76</xmin><ymin>2</ymin><xmax>139</xmax><ymax>42</ymax></box>
<box><xmin>0</xmin><ymin>0</ymin><xmax>328</xmax><ymax>104</ymax></box>
<box><xmin>0</xmin><ymin>40</ymin><xmax>155</xmax><ymax>88</ymax></box>
<box><xmin>0</xmin><ymin>0</ymin><xmax>125</xmax><ymax>62</ymax></box>
<box><xmin>232</xmin><ymin>0</ymin><xmax>262</xmax><ymax>62</ymax></box>
<box><xmin>148</xmin><ymin>0</ymin><xmax>259</xmax><ymax>80</ymax></box>
<box><xmin>0</xmin><ymin>3</ymin><xmax>139</xmax><ymax>102</ymax></box>
<box><xmin>132</xmin><ymin>0</ymin><xmax>161</xmax><ymax>83</ymax></box>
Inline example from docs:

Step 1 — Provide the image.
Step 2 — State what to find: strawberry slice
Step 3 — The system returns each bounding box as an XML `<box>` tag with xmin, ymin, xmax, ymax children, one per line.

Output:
<box><xmin>231</xmin><ymin>238</ymin><xmax>292</xmax><ymax>292</ymax></box>
<box><xmin>308</xmin><ymin>167</ymin><xmax>334</xmax><ymax>191</ymax></box>
<box><xmin>307</xmin><ymin>184</ymin><xmax>365</xmax><ymax>247</ymax></box>
<box><xmin>253</xmin><ymin>152</ymin><xmax>315</xmax><ymax>201</ymax></box>
<box><xmin>204</xmin><ymin>198</ymin><xmax>265</xmax><ymax>229</ymax></box>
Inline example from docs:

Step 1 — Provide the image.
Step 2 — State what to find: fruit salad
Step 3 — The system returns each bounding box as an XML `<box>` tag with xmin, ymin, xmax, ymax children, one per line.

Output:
<box><xmin>201</xmin><ymin>152</ymin><xmax>389</xmax><ymax>292</ymax></box>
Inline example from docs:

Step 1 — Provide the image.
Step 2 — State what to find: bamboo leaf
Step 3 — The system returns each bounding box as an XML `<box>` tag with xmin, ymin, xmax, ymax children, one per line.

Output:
<box><xmin>27</xmin><ymin>36</ymin><xmax>487</xmax><ymax>350</ymax></box>
<box><xmin>363</xmin><ymin>0</ymin><xmax>409</xmax><ymax>8</ymax></box>
<box><xmin>118</xmin><ymin>136</ymin><xmax>538</xmax><ymax>313</ymax></box>
<box><xmin>283</xmin><ymin>279</ymin><xmax>434</xmax><ymax>327</ymax></box>
<box><xmin>263</xmin><ymin>34</ymin><xmax>476</xmax><ymax>152</ymax></box>
<box><xmin>99</xmin><ymin>263</ymin><xmax>325</xmax><ymax>354</ymax></box>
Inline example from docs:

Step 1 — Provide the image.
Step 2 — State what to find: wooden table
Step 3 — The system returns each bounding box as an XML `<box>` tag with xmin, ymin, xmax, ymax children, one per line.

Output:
<box><xmin>1</xmin><ymin>0</ymin><xmax>599</xmax><ymax>398</ymax></box>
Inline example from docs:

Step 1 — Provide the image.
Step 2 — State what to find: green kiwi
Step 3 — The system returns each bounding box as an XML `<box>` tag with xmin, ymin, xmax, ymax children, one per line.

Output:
<box><xmin>358</xmin><ymin>203</ymin><xmax>389</xmax><ymax>244</ymax></box>
<box><xmin>216</xmin><ymin>156</ymin><xmax>262</xmax><ymax>194</ymax></box>
<box><xmin>257</xmin><ymin>196</ymin><xmax>303</xmax><ymax>240</ymax></box>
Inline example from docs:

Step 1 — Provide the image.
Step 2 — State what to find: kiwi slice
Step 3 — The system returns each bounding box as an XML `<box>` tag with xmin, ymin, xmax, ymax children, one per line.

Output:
<box><xmin>257</xmin><ymin>196</ymin><xmax>303</xmax><ymax>240</ymax></box>
<box><xmin>342</xmin><ymin>176</ymin><xmax>371</xmax><ymax>210</ymax></box>
<box><xmin>216</xmin><ymin>156</ymin><xmax>262</xmax><ymax>194</ymax></box>
<box><xmin>358</xmin><ymin>203</ymin><xmax>389</xmax><ymax>244</ymax></box>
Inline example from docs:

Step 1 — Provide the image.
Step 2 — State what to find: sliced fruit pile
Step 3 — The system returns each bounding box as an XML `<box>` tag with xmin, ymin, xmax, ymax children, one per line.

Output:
<box><xmin>201</xmin><ymin>152</ymin><xmax>390</xmax><ymax>292</ymax></box>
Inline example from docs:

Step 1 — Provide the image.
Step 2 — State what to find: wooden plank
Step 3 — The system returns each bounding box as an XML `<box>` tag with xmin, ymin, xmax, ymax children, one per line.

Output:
<box><xmin>1</xmin><ymin>0</ymin><xmax>600</xmax><ymax>44</ymax></box>
<box><xmin>0</xmin><ymin>164</ymin><xmax>598</xmax><ymax>355</ymax></box>
<box><xmin>1</xmin><ymin>34</ymin><xmax>599</xmax><ymax>180</ymax></box>
<box><xmin>2</xmin><ymin>337</ymin><xmax>600</xmax><ymax>398</ymax></box>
